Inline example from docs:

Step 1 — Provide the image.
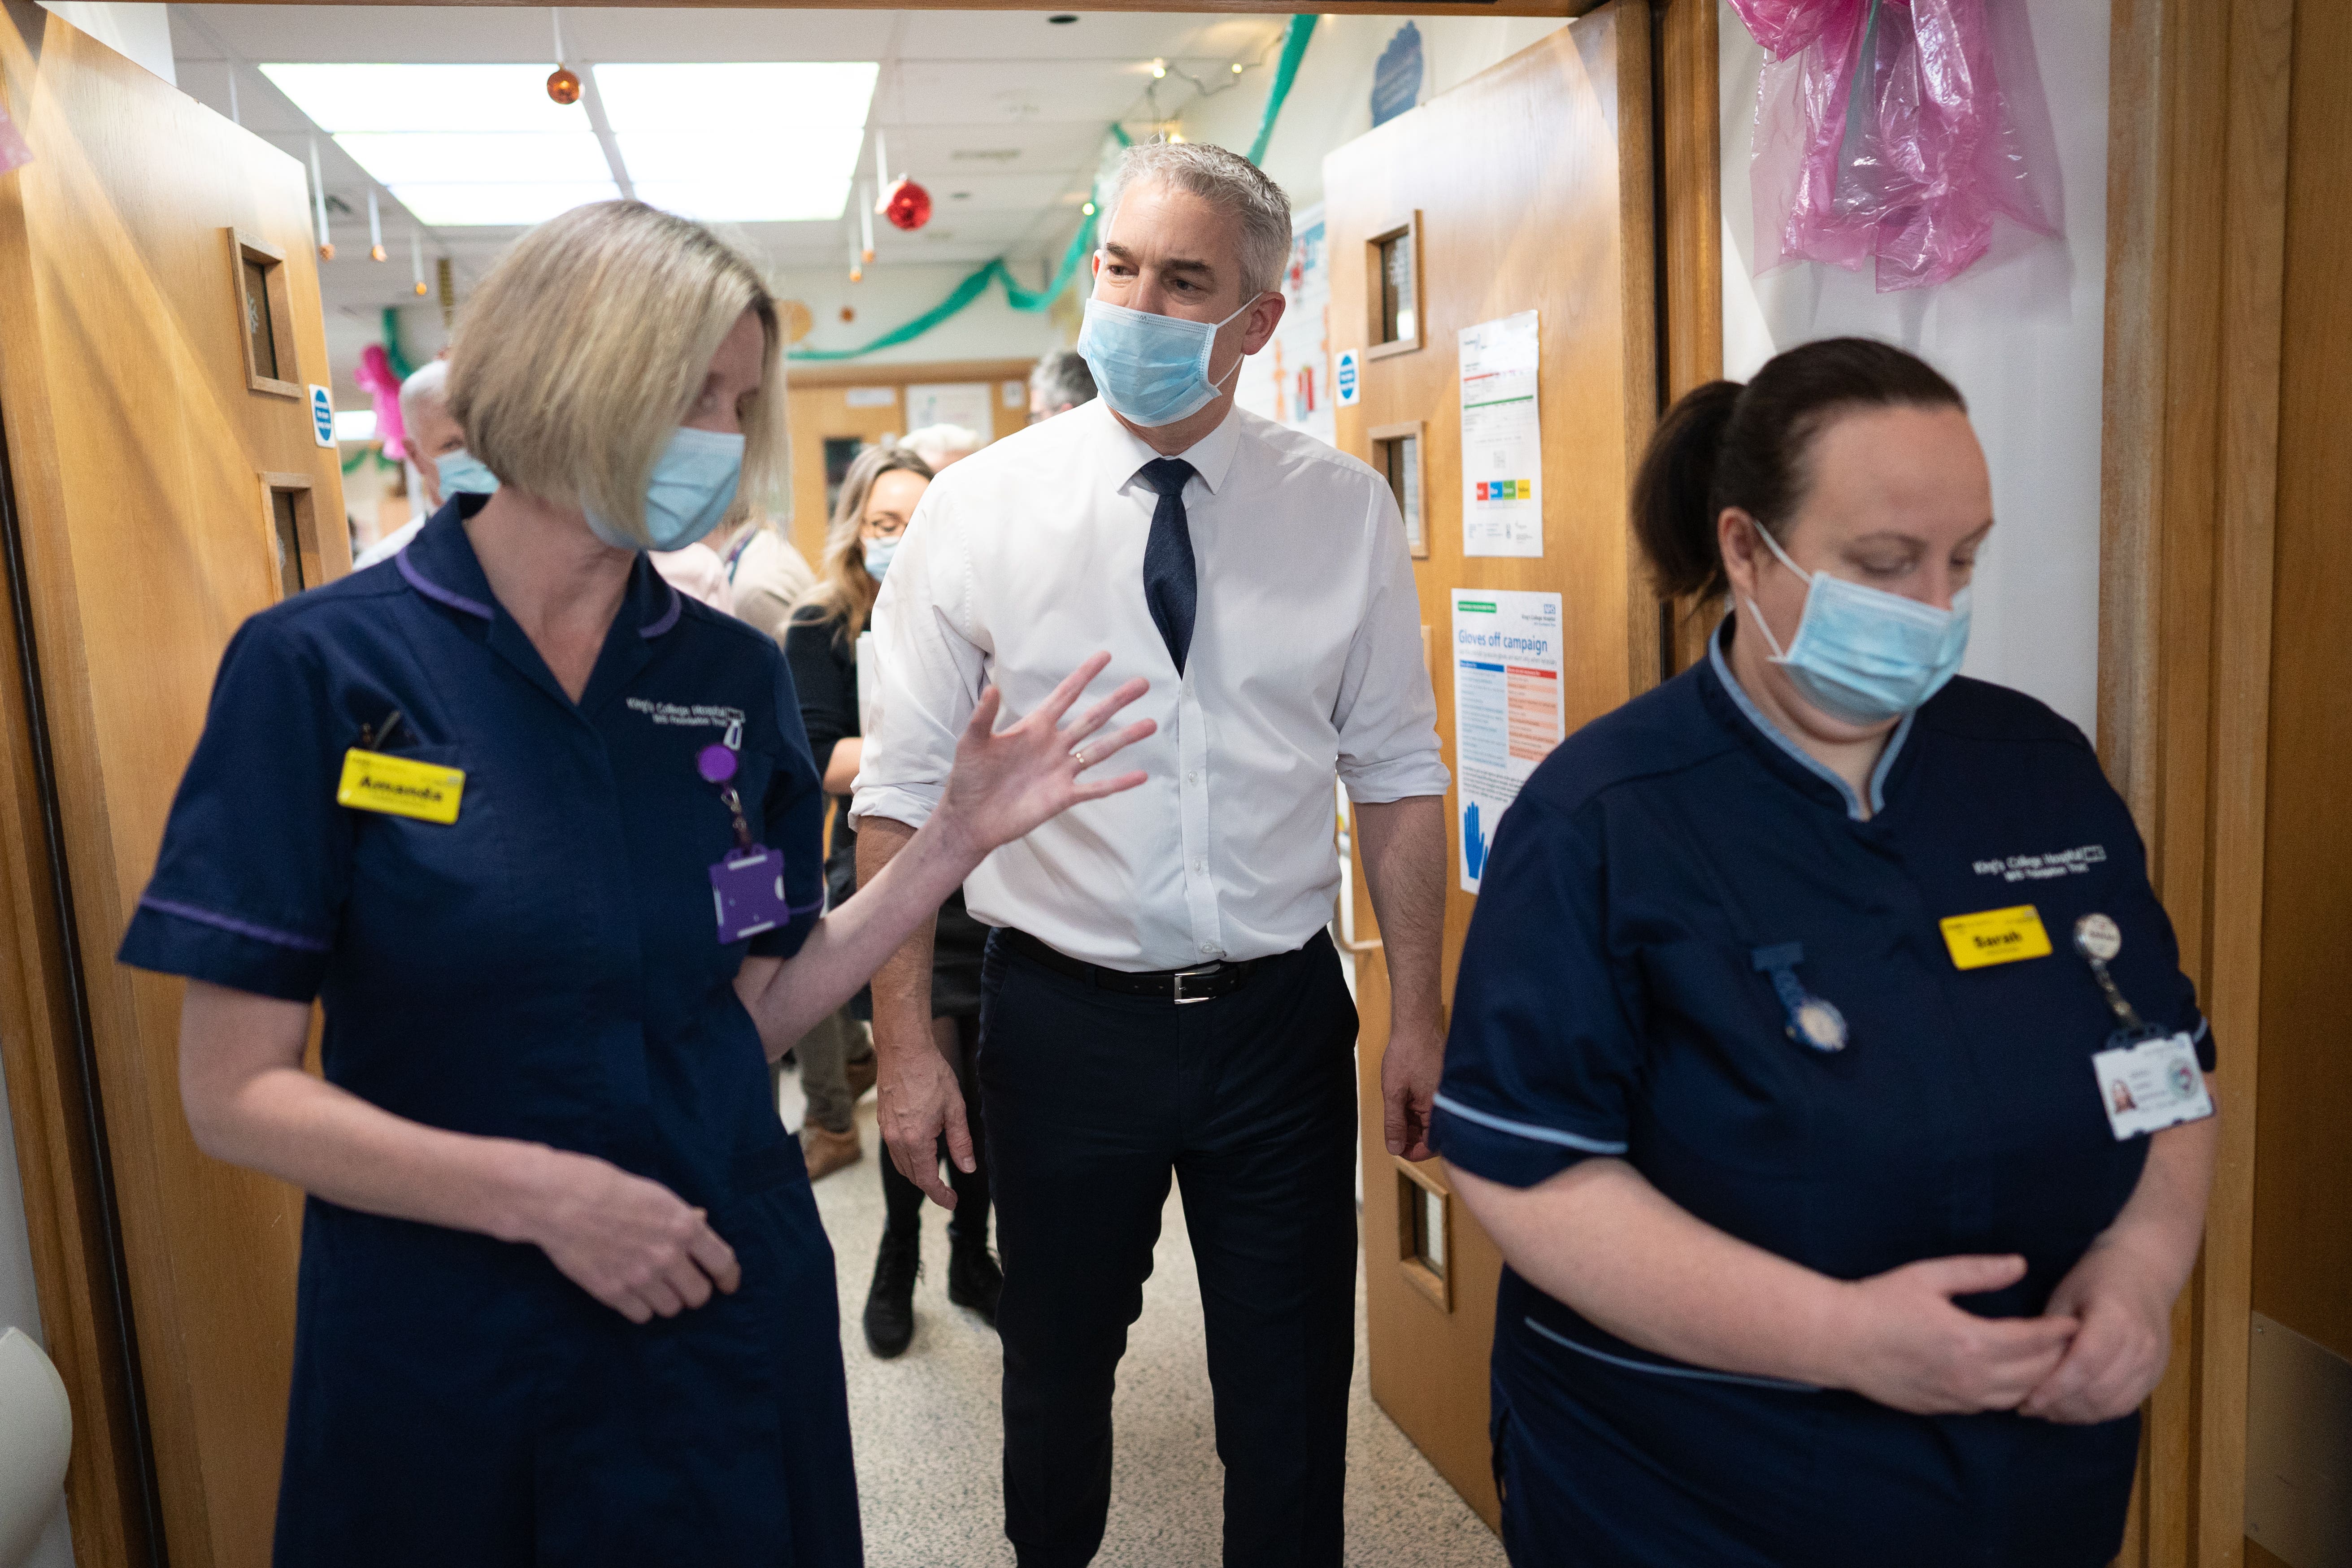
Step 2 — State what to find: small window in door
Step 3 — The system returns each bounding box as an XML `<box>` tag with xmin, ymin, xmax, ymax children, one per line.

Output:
<box><xmin>1370</xmin><ymin>421</ymin><xmax>1428</xmax><ymax>559</ymax></box>
<box><xmin>230</xmin><ymin>230</ymin><xmax>301</xmax><ymax>399</ymax></box>
<box><xmin>261</xmin><ymin>477</ymin><xmax>320</xmax><ymax>599</ymax></box>
<box><xmin>1395</xmin><ymin>1160</ymin><xmax>1452</xmax><ymax>1311</ymax></box>
<box><xmin>1365</xmin><ymin>212</ymin><xmax>1424</xmax><ymax>360</ymax></box>
<box><xmin>823</xmin><ymin>436</ymin><xmax>870</xmax><ymax>520</ymax></box>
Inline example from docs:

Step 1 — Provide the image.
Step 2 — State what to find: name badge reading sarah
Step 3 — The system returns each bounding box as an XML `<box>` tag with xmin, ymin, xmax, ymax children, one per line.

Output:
<box><xmin>1939</xmin><ymin>904</ymin><xmax>2052</xmax><ymax>970</ymax></box>
<box><xmin>337</xmin><ymin>748</ymin><xmax>465</xmax><ymax>825</ymax></box>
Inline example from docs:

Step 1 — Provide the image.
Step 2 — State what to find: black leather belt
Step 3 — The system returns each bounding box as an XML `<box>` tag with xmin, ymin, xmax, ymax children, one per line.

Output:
<box><xmin>1000</xmin><ymin>928</ymin><xmax>1265</xmax><ymax>1004</ymax></box>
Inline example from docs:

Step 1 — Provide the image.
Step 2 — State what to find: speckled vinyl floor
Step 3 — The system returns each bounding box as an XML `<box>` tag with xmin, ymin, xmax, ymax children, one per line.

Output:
<box><xmin>781</xmin><ymin>1076</ymin><xmax>1508</xmax><ymax>1568</ymax></box>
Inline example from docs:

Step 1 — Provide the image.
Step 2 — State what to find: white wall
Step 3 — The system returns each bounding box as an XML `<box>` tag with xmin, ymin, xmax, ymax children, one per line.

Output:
<box><xmin>783</xmin><ymin>261</ymin><xmax>1069</xmax><ymax>368</ymax></box>
<box><xmin>0</xmin><ymin>1081</ymin><xmax>73</xmax><ymax>1566</ymax></box>
<box><xmin>1718</xmin><ymin>0</ymin><xmax>2109</xmax><ymax>735</ymax></box>
<box><xmin>1178</xmin><ymin>16</ymin><xmax>1569</xmax><ymax>212</ymax></box>
<box><xmin>38</xmin><ymin>2</ymin><xmax>172</xmax><ymax>84</ymax></box>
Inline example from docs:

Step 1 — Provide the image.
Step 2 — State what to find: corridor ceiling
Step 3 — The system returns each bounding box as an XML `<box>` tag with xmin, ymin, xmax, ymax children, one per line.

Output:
<box><xmin>168</xmin><ymin>4</ymin><xmax>1290</xmax><ymax>320</ymax></box>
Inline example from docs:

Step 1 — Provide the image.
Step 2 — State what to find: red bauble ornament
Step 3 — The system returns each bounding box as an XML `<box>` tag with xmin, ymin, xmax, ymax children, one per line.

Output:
<box><xmin>881</xmin><ymin>177</ymin><xmax>932</xmax><ymax>232</ymax></box>
<box><xmin>547</xmin><ymin>66</ymin><xmax>582</xmax><ymax>105</ymax></box>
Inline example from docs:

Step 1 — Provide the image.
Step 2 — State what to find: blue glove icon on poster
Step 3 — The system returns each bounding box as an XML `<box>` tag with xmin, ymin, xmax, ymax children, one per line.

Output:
<box><xmin>1463</xmin><ymin>800</ymin><xmax>1490</xmax><ymax>885</ymax></box>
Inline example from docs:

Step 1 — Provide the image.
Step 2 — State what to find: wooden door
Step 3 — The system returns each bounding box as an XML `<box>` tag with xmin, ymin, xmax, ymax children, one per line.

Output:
<box><xmin>2245</xmin><ymin>2</ymin><xmax>2352</xmax><ymax>1562</ymax></box>
<box><xmin>1326</xmin><ymin>2</ymin><xmax>1656</xmax><ymax>1526</ymax></box>
<box><xmin>0</xmin><ymin>9</ymin><xmax>347</xmax><ymax>1566</ymax></box>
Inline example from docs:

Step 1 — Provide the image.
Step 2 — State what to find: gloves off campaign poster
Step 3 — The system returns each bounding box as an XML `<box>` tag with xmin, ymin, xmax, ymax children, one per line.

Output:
<box><xmin>1450</xmin><ymin>589</ymin><xmax>1565</xmax><ymax>893</ymax></box>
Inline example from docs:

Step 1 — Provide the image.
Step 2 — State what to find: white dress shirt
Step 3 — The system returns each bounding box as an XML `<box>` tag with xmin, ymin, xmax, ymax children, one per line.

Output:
<box><xmin>851</xmin><ymin>398</ymin><xmax>1447</xmax><ymax>971</ymax></box>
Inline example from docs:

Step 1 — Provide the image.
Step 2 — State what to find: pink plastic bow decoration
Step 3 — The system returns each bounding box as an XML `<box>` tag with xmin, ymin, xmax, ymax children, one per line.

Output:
<box><xmin>355</xmin><ymin>343</ymin><xmax>407</xmax><ymax>461</ymax></box>
<box><xmin>1729</xmin><ymin>0</ymin><xmax>2055</xmax><ymax>291</ymax></box>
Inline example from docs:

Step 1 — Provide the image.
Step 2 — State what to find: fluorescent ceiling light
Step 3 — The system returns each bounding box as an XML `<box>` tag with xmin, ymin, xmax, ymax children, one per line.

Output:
<box><xmin>333</xmin><ymin>132</ymin><xmax>614</xmax><ymax>187</ymax></box>
<box><xmin>632</xmin><ymin>178</ymin><xmax>856</xmax><ymax>226</ymax></box>
<box><xmin>386</xmin><ymin>181</ymin><xmax>624</xmax><ymax>228</ymax></box>
<box><xmin>261</xmin><ymin>64</ymin><xmax>592</xmax><ymax>133</ymax></box>
<box><xmin>592</xmin><ymin>63</ymin><xmax>879</xmax><ymax>134</ymax></box>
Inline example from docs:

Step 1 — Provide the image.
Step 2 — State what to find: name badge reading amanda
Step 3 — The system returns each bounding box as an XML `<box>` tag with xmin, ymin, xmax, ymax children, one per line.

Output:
<box><xmin>1939</xmin><ymin>904</ymin><xmax>2052</xmax><ymax>970</ymax></box>
<box><xmin>337</xmin><ymin>748</ymin><xmax>465</xmax><ymax>825</ymax></box>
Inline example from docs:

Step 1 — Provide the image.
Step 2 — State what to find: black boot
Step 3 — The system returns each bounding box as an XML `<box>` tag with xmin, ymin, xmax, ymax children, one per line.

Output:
<box><xmin>864</xmin><ymin>1228</ymin><xmax>920</xmax><ymax>1358</ymax></box>
<box><xmin>946</xmin><ymin>1232</ymin><xmax>1003</xmax><ymax>1326</ymax></box>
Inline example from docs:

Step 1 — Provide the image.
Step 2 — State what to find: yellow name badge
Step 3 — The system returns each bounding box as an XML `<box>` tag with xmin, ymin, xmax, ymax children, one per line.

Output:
<box><xmin>337</xmin><ymin>748</ymin><xmax>465</xmax><ymax>825</ymax></box>
<box><xmin>1939</xmin><ymin>904</ymin><xmax>2053</xmax><ymax>970</ymax></box>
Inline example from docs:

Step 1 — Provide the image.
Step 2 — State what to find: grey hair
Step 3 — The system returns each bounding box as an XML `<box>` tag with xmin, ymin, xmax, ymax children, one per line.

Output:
<box><xmin>1028</xmin><ymin>348</ymin><xmax>1096</xmax><ymax>413</ymax></box>
<box><xmin>904</xmin><ymin>423</ymin><xmax>981</xmax><ymax>468</ymax></box>
<box><xmin>397</xmin><ymin>359</ymin><xmax>448</xmax><ymax>428</ymax></box>
<box><xmin>1101</xmin><ymin>140</ymin><xmax>1292</xmax><ymax>299</ymax></box>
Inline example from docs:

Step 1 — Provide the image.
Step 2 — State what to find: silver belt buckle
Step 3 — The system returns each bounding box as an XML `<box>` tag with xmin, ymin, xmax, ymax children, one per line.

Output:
<box><xmin>1172</xmin><ymin>964</ymin><xmax>1222</xmax><ymax>1005</ymax></box>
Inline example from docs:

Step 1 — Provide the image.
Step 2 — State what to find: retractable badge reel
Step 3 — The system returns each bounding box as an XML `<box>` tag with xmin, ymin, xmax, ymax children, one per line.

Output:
<box><xmin>2074</xmin><ymin>913</ymin><xmax>2213</xmax><ymax>1140</ymax></box>
<box><xmin>1751</xmin><ymin>943</ymin><xmax>1848</xmax><ymax>1053</ymax></box>
<box><xmin>699</xmin><ymin>719</ymin><xmax>793</xmax><ymax>944</ymax></box>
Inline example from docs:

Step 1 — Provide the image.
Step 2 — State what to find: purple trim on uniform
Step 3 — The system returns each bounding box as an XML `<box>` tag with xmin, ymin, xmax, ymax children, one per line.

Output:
<box><xmin>787</xmin><ymin>895</ymin><xmax>826</xmax><ymax>916</ymax></box>
<box><xmin>396</xmin><ymin>548</ymin><xmax>495</xmax><ymax>620</ymax></box>
<box><xmin>139</xmin><ymin>896</ymin><xmax>330</xmax><ymax>952</ymax></box>
<box><xmin>639</xmin><ymin>582</ymin><xmax>683</xmax><ymax>639</ymax></box>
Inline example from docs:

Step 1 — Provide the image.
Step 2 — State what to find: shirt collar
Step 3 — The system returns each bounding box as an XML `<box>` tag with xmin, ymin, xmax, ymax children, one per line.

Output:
<box><xmin>1704</xmin><ymin>617</ymin><xmax>1915</xmax><ymax>823</ymax></box>
<box><xmin>1096</xmin><ymin>398</ymin><xmax>1244</xmax><ymax>498</ymax></box>
<box><xmin>398</xmin><ymin>493</ymin><xmax>683</xmax><ymax>639</ymax></box>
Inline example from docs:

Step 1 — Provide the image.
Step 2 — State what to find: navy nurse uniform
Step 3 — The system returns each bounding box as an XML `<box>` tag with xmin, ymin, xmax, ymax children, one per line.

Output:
<box><xmin>1432</xmin><ymin>621</ymin><xmax>2212</xmax><ymax>1568</ymax></box>
<box><xmin>118</xmin><ymin>499</ymin><xmax>854</xmax><ymax>1566</ymax></box>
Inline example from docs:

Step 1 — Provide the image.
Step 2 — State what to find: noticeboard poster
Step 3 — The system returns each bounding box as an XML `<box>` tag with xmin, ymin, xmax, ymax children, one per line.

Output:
<box><xmin>1451</xmin><ymin>588</ymin><xmax>1565</xmax><ymax>892</ymax></box>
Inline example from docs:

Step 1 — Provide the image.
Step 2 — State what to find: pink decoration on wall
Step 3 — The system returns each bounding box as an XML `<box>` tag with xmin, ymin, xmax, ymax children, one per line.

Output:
<box><xmin>0</xmin><ymin>105</ymin><xmax>30</xmax><ymax>178</ymax></box>
<box><xmin>355</xmin><ymin>344</ymin><xmax>407</xmax><ymax>461</ymax></box>
<box><xmin>1728</xmin><ymin>0</ymin><xmax>2056</xmax><ymax>291</ymax></box>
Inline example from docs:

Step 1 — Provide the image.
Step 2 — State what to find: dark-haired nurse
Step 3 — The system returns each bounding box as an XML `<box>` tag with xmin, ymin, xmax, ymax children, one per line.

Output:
<box><xmin>1433</xmin><ymin>338</ymin><xmax>2218</xmax><ymax>1568</ymax></box>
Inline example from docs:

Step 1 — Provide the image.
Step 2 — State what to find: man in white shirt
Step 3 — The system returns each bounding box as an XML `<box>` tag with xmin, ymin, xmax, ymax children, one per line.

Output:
<box><xmin>853</xmin><ymin>141</ymin><xmax>1448</xmax><ymax>1568</ymax></box>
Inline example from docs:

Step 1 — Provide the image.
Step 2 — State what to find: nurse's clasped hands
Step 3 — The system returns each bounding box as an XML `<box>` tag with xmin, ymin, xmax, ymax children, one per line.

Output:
<box><xmin>517</xmin><ymin>1150</ymin><xmax>743</xmax><ymax>1325</ymax></box>
<box><xmin>1825</xmin><ymin>1253</ymin><xmax>2078</xmax><ymax>1416</ymax></box>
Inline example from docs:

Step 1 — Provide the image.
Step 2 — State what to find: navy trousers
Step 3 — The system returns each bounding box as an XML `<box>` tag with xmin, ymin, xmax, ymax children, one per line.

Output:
<box><xmin>977</xmin><ymin>930</ymin><xmax>1360</xmax><ymax>1568</ymax></box>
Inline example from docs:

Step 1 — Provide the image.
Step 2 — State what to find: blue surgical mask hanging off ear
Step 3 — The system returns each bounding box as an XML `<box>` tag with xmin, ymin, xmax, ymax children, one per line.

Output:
<box><xmin>1741</xmin><ymin>520</ymin><xmax>1972</xmax><ymax>726</ymax></box>
<box><xmin>435</xmin><ymin>448</ymin><xmax>501</xmax><ymax>496</ymax></box>
<box><xmin>1077</xmin><ymin>291</ymin><xmax>1265</xmax><ymax>428</ymax></box>
<box><xmin>585</xmin><ymin>427</ymin><xmax>745</xmax><ymax>553</ymax></box>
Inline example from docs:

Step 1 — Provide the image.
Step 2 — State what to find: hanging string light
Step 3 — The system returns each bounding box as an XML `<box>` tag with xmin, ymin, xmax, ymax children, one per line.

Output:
<box><xmin>547</xmin><ymin>9</ymin><xmax>581</xmax><ymax>105</ymax></box>
<box><xmin>410</xmin><ymin>232</ymin><xmax>429</xmax><ymax>297</ymax></box>
<box><xmin>858</xmin><ymin>179</ymin><xmax>876</xmax><ymax>264</ymax></box>
<box><xmin>308</xmin><ymin>138</ymin><xmax>334</xmax><ymax>261</ymax></box>
<box><xmin>367</xmin><ymin>189</ymin><xmax>387</xmax><ymax>262</ymax></box>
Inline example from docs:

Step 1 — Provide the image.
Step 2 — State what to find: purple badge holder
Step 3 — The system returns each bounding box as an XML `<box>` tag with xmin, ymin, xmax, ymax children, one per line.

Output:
<box><xmin>700</xmin><ymin>741</ymin><xmax>795</xmax><ymax>943</ymax></box>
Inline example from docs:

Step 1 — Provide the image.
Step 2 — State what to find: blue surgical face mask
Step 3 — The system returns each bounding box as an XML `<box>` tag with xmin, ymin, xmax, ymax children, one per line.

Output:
<box><xmin>1077</xmin><ymin>291</ymin><xmax>1264</xmax><ymax>428</ymax></box>
<box><xmin>1742</xmin><ymin>521</ymin><xmax>1972</xmax><ymax>725</ymax></box>
<box><xmin>435</xmin><ymin>448</ymin><xmax>500</xmax><ymax>497</ymax></box>
<box><xmin>585</xmin><ymin>426</ymin><xmax>745</xmax><ymax>552</ymax></box>
<box><xmin>861</xmin><ymin>534</ymin><xmax>900</xmax><ymax>582</ymax></box>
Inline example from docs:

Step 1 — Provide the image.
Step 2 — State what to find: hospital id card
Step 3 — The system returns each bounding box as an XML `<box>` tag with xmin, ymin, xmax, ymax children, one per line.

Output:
<box><xmin>710</xmin><ymin>846</ymin><xmax>791</xmax><ymax>944</ymax></box>
<box><xmin>2090</xmin><ymin>1032</ymin><xmax>2214</xmax><ymax>1141</ymax></box>
<box><xmin>337</xmin><ymin>748</ymin><xmax>464</xmax><ymax>825</ymax></box>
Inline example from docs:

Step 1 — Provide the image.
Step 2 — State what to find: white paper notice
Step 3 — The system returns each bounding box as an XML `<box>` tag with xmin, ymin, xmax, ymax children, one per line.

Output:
<box><xmin>1451</xmin><ymin>590</ymin><xmax>1565</xmax><ymax>893</ymax></box>
<box><xmin>1458</xmin><ymin>311</ymin><xmax>1543</xmax><ymax>557</ymax></box>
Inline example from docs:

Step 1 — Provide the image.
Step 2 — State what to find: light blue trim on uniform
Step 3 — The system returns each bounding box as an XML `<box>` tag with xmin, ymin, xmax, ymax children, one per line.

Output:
<box><xmin>1522</xmin><ymin>1316</ymin><xmax>1821</xmax><ymax>1394</ymax></box>
<box><xmin>139</xmin><ymin>896</ymin><xmax>330</xmax><ymax>953</ymax></box>
<box><xmin>1708</xmin><ymin>621</ymin><xmax>1914</xmax><ymax>822</ymax></box>
<box><xmin>1433</xmin><ymin>1093</ymin><xmax>1629</xmax><ymax>1154</ymax></box>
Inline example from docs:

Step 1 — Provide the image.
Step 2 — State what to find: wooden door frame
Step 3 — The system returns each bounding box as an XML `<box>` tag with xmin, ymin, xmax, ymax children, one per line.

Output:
<box><xmin>2100</xmin><ymin>0</ymin><xmax>2291</xmax><ymax>1563</ymax></box>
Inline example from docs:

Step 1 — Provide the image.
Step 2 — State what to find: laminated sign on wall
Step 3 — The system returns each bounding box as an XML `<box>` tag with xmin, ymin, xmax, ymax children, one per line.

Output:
<box><xmin>1459</xmin><ymin>311</ymin><xmax>1542</xmax><ymax>557</ymax></box>
<box><xmin>1451</xmin><ymin>589</ymin><xmax>1565</xmax><ymax>892</ymax></box>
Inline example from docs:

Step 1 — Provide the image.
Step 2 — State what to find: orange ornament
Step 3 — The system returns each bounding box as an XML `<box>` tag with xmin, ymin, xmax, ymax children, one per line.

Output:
<box><xmin>547</xmin><ymin>66</ymin><xmax>582</xmax><ymax>105</ymax></box>
<box><xmin>318</xmin><ymin>242</ymin><xmax>336</xmax><ymax>261</ymax></box>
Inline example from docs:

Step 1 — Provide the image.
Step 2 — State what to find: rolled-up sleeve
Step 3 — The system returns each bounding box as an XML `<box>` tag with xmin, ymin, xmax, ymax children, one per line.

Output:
<box><xmin>849</xmin><ymin>483</ymin><xmax>988</xmax><ymax>833</ymax></box>
<box><xmin>118</xmin><ymin>615</ymin><xmax>353</xmax><ymax>1002</ymax></box>
<box><xmin>1333</xmin><ymin>478</ymin><xmax>1448</xmax><ymax>804</ymax></box>
<box><xmin>1432</xmin><ymin>793</ymin><xmax>1645</xmax><ymax>1187</ymax></box>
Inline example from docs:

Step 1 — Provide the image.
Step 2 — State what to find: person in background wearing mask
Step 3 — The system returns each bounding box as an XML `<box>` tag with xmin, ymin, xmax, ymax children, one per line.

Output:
<box><xmin>1435</xmin><ymin>339</ymin><xmax>2219</xmax><ymax>1568</ymax></box>
<box><xmin>904</xmin><ymin>422</ymin><xmax>981</xmax><ymax>472</ymax></box>
<box><xmin>1028</xmin><ymin>347</ymin><xmax>1097</xmax><ymax>423</ymax></box>
<box><xmin>856</xmin><ymin>140</ymin><xmax>1448</xmax><ymax>1566</ymax></box>
<box><xmin>120</xmin><ymin>200</ymin><xmax>1156</xmax><ymax>1564</ymax></box>
<box><xmin>785</xmin><ymin>446</ymin><xmax>1005</xmax><ymax>1356</ymax></box>
<box><xmin>352</xmin><ymin>359</ymin><xmax>465</xmax><ymax>569</ymax></box>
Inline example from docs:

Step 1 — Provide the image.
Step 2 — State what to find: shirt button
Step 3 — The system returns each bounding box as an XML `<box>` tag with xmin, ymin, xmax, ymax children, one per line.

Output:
<box><xmin>1187</xmin><ymin>772</ymin><xmax>1198</xmax><ymax>785</ymax></box>
<box><xmin>1194</xmin><ymin>859</ymin><xmax>1207</xmax><ymax>873</ymax></box>
<box><xmin>1200</xmin><ymin>943</ymin><xmax>1218</xmax><ymax>956</ymax></box>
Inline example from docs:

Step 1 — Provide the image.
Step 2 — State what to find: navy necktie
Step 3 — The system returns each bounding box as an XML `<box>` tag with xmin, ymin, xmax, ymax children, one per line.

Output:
<box><xmin>1137</xmin><ymin>457</ymin><xmax>1199</xmax><ymax>674</ymax></box>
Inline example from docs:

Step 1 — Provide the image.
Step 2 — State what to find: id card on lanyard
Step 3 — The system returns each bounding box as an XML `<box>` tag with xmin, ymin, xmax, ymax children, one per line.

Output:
<box><xmin>2071</xmin><ymin>912</ymin><xmax>2214</xmax><ymax>1140</ymax></box>
<box><xmin>698</xmin><ymin>720</ymin><xmax>794</xmax><ymax>943</ymax></box>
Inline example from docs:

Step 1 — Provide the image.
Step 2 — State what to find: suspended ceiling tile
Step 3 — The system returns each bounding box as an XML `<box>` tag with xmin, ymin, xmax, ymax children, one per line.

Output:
<box><xmin>890</xmin><ymin>61</ymin><xmax>1150</xmax><ymax>126</ymax></box>
<box><xmin>897</xmin><ymin>13</ymin><xmax>1284</xmax><ymax>65</ymax></box>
